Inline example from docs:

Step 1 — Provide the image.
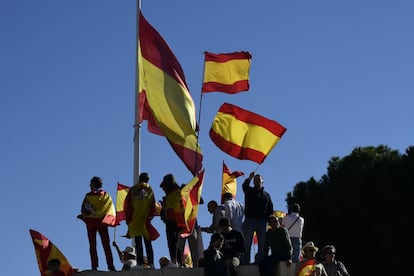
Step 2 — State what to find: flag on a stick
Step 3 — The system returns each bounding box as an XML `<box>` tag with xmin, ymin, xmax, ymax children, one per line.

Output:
<box><xmin>138</xmin><ymin>11</ymin><xmax>202</xmax><ymax>175</ymax></box>
<box><xmin>221</xmin><ymin>162</ymin><xmax>244</xmax><ymax>203</ymax></box>
<box><xmin>180</xmin><ymin>170</ymin><xmax>205</xmax><ymax>236</ymax></box>
<box><xmin>210</xmin><ymin>103</ymin><xmax>287</xmax><ymax>164</ymax></box>
<box><xmin>202</xmin><ymin>51</ymin><xmax>251</xmax><ymax>94</ymax></box>
<box><xmin>115</xmin><ymin>183</ymin><xmax>130</xmax><ymax>224</ymax></box>
<box><xmin>29</xmin><ymin>229</ymin><xmax>75</xmax><ymax>276</ymax></box>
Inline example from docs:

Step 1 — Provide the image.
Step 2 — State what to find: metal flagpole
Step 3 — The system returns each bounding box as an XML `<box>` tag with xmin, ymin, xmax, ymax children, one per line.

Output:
<box><xmin>193</xmin><ymin>52</ymin><xmax>206</xmax><ymax>174</ymax></box>
<box><xmin>133</xmin><ymin>0</ymin><xmax>142</xmax><ymax>186</ymax></box>
<box><xmin>130</xmin><ymin>0</ymin><xmax>142</xmax><ymax>250</ymax></box>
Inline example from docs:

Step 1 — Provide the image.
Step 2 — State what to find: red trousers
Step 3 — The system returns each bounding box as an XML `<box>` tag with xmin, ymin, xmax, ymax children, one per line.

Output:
<box><xmin>86</xmin><ymin>224</ymin><xmax>115</xmax><ymax>270</ymax></box>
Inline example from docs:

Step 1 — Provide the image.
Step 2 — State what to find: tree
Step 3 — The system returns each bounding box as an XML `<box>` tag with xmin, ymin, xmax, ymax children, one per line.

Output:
<box><xmin>286</xmin><ymin>145</ymin><xmax>413</xmax><ymax>275</ymax></box>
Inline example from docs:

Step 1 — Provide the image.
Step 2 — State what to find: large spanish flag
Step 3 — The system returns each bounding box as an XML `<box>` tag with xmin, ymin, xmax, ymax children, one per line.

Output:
<box><xmin>29</xmin><ymin>229</ymin><xmax>75</xmax><ymax>276</ymax></box>
<box><xmin>138</xmin><ymin>11</ymin><xmax>202</xmax><ymax>175</ymax></box>
<box><xmin>210</xmin><ymin>103</ymin><xmax>286</xmax><ymax>164</ymax></box>
<box><xmin>124</xmin><ymin>183</ymin><xmax>160</xmax><ymax>241</ymax></box>
<box><xmin>115</xmin><ymin>183</ymin><xmax>130</xmax><ymax>224</ymax></box>
<box><xmin>221</xmin><ymin>161</ymin><xmax>244</xmax><ymax>203</ymax></box>
<box><xmin>202</xmin><ymin>51</ymin><xmax>252</xmax><ymax>94</ymax></box>
<box><xmin>180</xmin><ymin>170</ymin><xmax>205</xmax><ymax>236</ymax></box>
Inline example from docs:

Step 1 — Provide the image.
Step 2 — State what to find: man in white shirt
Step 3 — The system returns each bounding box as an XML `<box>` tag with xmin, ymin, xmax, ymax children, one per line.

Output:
<box><xmin>281</xmin><ymin>203</ymin><xmax>304</xmax><ymax>263</ymax></box>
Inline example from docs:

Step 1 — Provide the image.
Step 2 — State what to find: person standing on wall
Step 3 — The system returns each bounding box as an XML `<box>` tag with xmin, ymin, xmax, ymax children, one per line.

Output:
<box><xmin>124</xmin><ymin>172</ymin><xmax>160</xmax><ymax>269</ymax></box>
<box><xmin>78</xmin><ymin>176</ymin><xmax>116</xmax><ymax>271</ymax></box>
<box><xmin>281</xmin><ymin>203</ymin><xmax>304</xmax><ymax>263</ymax></box>
<box><xmin>160</xmin><ymin>174</ymin><xmax>184</xmax><ymax>267</ymax></box>
<box><xmin>240</xmin><ymin>172</ymin><xmax>274</xmax><ymax>265</ymax></box>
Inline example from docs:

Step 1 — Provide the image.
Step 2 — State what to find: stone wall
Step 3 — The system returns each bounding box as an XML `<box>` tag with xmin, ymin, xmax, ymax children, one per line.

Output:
<box><xmin>75</xmin><ymin>263</ymin><xmax>298</xmax><ymax>276</ymax></box>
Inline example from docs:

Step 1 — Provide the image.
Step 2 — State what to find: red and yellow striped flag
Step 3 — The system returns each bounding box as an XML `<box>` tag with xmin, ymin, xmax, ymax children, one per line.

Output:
<box><xmin>78</xmin><ymin>190</ymin><xmax>117</xmax><ymax>226</ymax></box>
<box><xmin>221</xmin><ymin>161</ymin><xmax>244</xmax><ymax>203</ymax></box>
<box><xmin>115</xmin><ymin>183</ymin><xmax>130</xmax><ymax>224</ymax></box>
<box><xmin>210</xmin><ymin>103</ymin><xmax>287</xmax><ymax>164</ymax></box>
<box><xmin>29</xmin><ymin>229</ymin><xmax>75</xmax><ymax>276</ymax></box>
<box><xmin>297</xmin><ymin>259</ymin><xmax>317</xmax><ymax>276</ymax></box>
<box><xmin>202</xmin><ymin>51</ymin><xmax>251</xmax><ymax>94</ymax></box>
<box><xmin>180</xmin><ymin>170</ymin><xmax>205</xmax><ymax>236</ymax></box>
<box><xmin>124</xmin><ymin>183</ymin><xmax>160</xmax><ymax>241</ymax></box>
<box><xmin>138</xmin><ymin>11</ymin><xmax>202</xmax><ymax>175</ymax></box>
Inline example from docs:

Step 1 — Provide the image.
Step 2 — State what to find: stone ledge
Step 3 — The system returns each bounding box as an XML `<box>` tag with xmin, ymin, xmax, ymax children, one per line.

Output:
<box><xmin>75</xmin><ymin>263</ymin><xmax>297</xmax><ymax>276</ymax></box>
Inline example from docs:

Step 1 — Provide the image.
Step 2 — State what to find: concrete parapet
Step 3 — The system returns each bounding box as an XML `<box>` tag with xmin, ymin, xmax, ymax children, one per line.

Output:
<box><xmin>75</xmin><ymin>262</ymin><xmax>297</xmax><ymax>276</ymax></box>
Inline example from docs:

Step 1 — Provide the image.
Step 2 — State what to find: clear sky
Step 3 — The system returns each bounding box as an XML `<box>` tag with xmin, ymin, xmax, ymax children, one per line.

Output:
<box><xmin>1</xmin><ymin>0</ymin><xmax>413</xmax><ymax>274</ymax></box>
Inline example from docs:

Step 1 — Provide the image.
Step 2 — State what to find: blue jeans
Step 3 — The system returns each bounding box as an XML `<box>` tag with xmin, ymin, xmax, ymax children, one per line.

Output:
<box><xmin>241</xmin><ymin>217</ymin><xmax>267</xmax><ymax>265</ymax></box>
<box><xmin>290</xmin><ymin>237</ymin><xmax>301</xmax><ymax>263</ymax></box>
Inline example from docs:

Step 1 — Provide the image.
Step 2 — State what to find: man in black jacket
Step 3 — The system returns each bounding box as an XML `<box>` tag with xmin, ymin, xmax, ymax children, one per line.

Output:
<box><xmin>240</xmin><ymin>172</ymin><xmax>273</xmax><ymax>265</ymax></box>
<box><xmin>218</xmin><ymin>218</ymin><xmax>245</xmax><ymax>276</ymax></box>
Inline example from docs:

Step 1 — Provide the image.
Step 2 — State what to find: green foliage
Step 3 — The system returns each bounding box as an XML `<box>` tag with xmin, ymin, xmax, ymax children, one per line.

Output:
<box><xmin>286</xmin><ymin>145</ymin><xmax>413</xmax><ymax>275</ymax></box>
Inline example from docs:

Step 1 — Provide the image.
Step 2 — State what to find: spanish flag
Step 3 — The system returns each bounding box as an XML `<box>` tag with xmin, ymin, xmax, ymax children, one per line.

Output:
<box><xmin>163</xmin><ymin>187</ymin><xmax>184</xmax><ymax>225</ymax></box>
<box><xmin>29</xmin><ymin>229</ymin><xmax>75</xmax><ymax>276</ymax></box>
<box><xmin>296</xmin><ymin>259</ymin><xmax>317</xmax><ymax>276</ymax></box>
<box><xmin>221</xmin><ymin>161</ymin><xmax>244</xmax><ymax>203</ymax></box>
<box><xmin>124</xmin><ymin>183</ymin><xmax>160</xmax><ymax>241</ymax></box>
<box><xmin>115</xmin><ymin>183</ymin><xmax>130</xmax><ymax>224</ymax></box>
<box><xmin>202</xmin><ymin>51</ymin><xmax>252</xmax><ymax>94</ymax></box>
<box><xmin>180</xmin><ymin>170</ymin><xmax>205</xmax><ymax>236</ymax></box>
<box><xmin>78</xmin><ymin>190</ymin><xmax>117</xmax><ymax>227</ymax></box>
<box><xmin>138</xmin><ymin>11</ymin><xmax>202</xmax><ymax>175</ymax></box>
<box><xmin>210</xmin><ymin>103</ymin><xmax>286</xmax><ymax>164</ymax></box>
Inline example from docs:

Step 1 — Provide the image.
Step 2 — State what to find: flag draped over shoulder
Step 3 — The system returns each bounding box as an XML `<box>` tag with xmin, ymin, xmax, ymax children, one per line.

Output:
<box><xmin>138</xmin><ymin>11</ymin><xmax>202</xmax><ymax>175</ymax></box>
<box><xmin>202</xmin><ymin>51</ymin><xmax>252</xmax><ymax>94</ymax></box>
<box><xmin>78</xmin><ymin>190</ymin><xmax>117</xmax><ymax>227</ymax></box>
<box><xmin>210</xmin><ymin>103</ymin><xmax>287</xmax><ymax>164</ymax></box>
<box><xmin>115</xmin><ymin>183</ymin><xmax>130</xmax><ymax>224</ymax></box>
<box><xmin>180</xmin><ymin>170</ymin><xmax>205</xmax><ymax>236</ymax></box>
<box><xmin>297</xmin><ymin>259</ymin><xmax>317</xmax><ymax>276</ymax></box>
<box><xmin>162</xmin><ymin>187</ymin><xmax>184</xmax><ymax>225</ymax></box>
<box><xmin>124</xmin><ymin>183</ymin><xmax>160</xmax><ymax>241</ymax></box>
<box><xmin>29</xmin><ymin>229</ymin><xmax>75</xmax><ymax>276</ymax></box>
<box><xmin>221</xmin><ymin>162</ymin><xmax>244</xmax><ymax>202</ymax></box>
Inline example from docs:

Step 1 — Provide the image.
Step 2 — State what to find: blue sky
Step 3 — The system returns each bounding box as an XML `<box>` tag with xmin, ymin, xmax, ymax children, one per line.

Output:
<box><xmin>1</xmin><ymin>0</ymin><xmax>413</xmax><ymax>274</ymax></box>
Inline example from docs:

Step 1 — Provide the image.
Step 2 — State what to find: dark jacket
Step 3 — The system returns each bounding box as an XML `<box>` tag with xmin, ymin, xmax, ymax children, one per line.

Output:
<box><xmin>242</xmin><ymin>179</ymin><xmax>273</xmax><ymax>219</ymax></box>
<box><xmin>221</xmin><ymin>229</ymin><xmax>245</xmax><ymax>260</ymax></box>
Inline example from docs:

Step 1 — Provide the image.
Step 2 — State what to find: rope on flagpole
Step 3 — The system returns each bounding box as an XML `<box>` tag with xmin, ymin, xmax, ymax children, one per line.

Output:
<box><xmin>192</xmin><ymin>51</ymin><xmax>207</xmax><ymax>175</ymax></box>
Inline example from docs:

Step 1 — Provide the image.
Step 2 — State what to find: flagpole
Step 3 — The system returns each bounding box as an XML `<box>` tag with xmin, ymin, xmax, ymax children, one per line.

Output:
<box><xmin>194</xmin><ymin>52</ymin><xmax>206</xmax><ymax>173</ymax></box>
<box><xmin>133</xmin><ymin>0</ymin><xmax>142</xmax><ymax>186</ymax></box>
<box><xmin>197</xmin><ymin>52</ymin><xmax>205</xmax><ymax>131</ymax></box>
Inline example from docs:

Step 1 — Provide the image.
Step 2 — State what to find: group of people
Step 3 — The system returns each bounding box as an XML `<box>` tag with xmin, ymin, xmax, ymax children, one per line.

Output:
<box><xmin>77</xmin><ymin>173</ymin><xmax>202</xmax><ymax>271</ymax></box>
<box><xmin>201</xmin><ymin>172</ymin><xmax>350</xmax><ymax>276</ymax></box>
<box><xmin>201</xmin><ymin>171</ymin><xmax>275</xmax><ymax>276</ymax></box>
<box><xmin>295</xmin><ymin>242</ymin><xmax>350</xmax><ymax>276</ymax></box>
<box><xmin>77</xmin><ymin>173</ymin><xmax>350</xmax><ymax>276</ymax></box>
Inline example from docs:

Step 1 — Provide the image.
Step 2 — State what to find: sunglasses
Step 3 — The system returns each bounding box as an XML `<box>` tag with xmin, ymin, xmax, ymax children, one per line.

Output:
<box><xmin>326</xmin><ymin>251</ymin><xmax>336</xmax><ymax>255</ymax></box>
